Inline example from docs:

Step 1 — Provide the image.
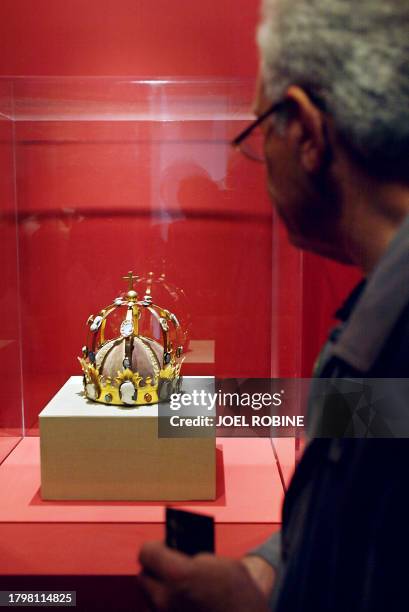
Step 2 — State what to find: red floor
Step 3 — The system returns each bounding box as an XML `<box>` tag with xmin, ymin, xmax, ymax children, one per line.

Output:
<box><xmin>0</xmin><ymin>436</ymin><xmax>292</xmax><ymax>574</ymax></box>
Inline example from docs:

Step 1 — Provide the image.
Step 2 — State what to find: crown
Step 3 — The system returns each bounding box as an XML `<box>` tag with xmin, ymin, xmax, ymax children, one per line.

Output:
<box><xmin>79</xmin><ymin>271</ymin><xmax>184</xmax><ymax>406</ymax></box>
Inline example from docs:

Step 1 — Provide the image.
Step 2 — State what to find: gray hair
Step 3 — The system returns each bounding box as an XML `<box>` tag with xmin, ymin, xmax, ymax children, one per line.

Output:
<box><xmin>257</xmin><ymin>0</ymin><xmax>409</xmax><ymax>177</ymax></box>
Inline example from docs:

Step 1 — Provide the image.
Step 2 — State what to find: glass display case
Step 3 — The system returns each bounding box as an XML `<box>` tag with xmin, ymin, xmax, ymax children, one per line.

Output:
<box><xmin>0</xmin><ymin>78</ymin><xmax>305</xmax><ymax>573</ymax></box>
<box><xmin>1</xmin><ymin>77</ymin><xmax>303</xmax><ymax>441</ymax></box>
<box><xmin>0</xmin><ymin>79</ymin><xmax>23</xmax><ymax>462</ymax></box>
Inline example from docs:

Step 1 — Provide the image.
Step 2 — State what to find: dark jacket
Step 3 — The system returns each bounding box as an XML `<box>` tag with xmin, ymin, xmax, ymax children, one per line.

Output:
<box><xmin>254</xmin><ymin>215</ymin><xmax>409</xmax><ymax>612</ymax></box>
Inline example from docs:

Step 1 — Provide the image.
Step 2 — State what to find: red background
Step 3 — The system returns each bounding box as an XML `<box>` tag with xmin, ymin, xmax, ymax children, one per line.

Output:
<box><xmin>0</xmin><ymin>0</ymin><xmax>360</xmax><ymax>434</ymax></box>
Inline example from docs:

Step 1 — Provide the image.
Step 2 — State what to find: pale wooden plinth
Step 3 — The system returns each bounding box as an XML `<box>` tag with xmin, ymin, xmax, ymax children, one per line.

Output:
<box><xmin>40</xmin><ymin>377</ymin><xmax>215</xmax><ymax>501</ymax></box>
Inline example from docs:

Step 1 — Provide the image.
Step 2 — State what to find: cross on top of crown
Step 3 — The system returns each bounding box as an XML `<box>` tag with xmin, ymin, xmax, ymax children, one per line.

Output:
<box><xmin>122</xmin><ymin>271</ymin><xmax>139</xmax><ymax>291</ymax></box>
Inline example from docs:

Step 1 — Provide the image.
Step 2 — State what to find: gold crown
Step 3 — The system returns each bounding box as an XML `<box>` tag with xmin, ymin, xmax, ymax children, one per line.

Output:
<box><xmin>79</xmin><ymin>271</ymin><xmax>184</xmax><ymax>406</ymax></box>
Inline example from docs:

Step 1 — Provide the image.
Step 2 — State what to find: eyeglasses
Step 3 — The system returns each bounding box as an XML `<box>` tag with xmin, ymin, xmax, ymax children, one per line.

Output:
<box><xmin>231</xmin><ymin>100</ymin><xmax>286</xmax><ymax>163</ymax></box>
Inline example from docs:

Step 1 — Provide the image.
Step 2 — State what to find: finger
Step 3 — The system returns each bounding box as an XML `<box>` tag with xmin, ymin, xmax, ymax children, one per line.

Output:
<box><xmin>139</xmin><ymin>541</ymin><xmax>192</xmax><ymax>582</ymax></box>
<box><xmin>138</xmin><ymin>572</ymin><xmax>169</xmax><ymax>610</ymax></box>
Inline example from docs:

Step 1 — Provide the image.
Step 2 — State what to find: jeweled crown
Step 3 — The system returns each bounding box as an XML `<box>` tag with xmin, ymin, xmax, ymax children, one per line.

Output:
<box><xmin>79</xmin><ymin>271</ymin><xmax>184</xmax><ymax>406</ymax></box>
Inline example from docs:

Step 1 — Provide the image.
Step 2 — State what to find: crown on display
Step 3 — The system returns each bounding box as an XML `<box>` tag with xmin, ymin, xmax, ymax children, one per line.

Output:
<box><xmin>79</xmin><ymin>271</ymin><xmax>184</xmax><ymax>406</ymax></box>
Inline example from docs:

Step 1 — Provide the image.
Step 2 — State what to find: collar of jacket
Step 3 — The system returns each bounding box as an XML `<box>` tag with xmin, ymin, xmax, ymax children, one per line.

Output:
<box><xmin>330</xmin><ymin>213</ymin><xmax>409</xmax><ymax>372</ymax></box>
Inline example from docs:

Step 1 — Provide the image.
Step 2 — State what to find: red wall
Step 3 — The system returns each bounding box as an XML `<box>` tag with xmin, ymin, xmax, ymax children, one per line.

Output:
<box><xmin>15</xmin><ymin>112</ymin><xmax>277</xmax><ymax>430</ymax></box>
<box><xmin>301</xmin><ymin>254</ymin><xmax>361</xmax><ymax>374</ymax></box>
<box><xmin>0</xmin><ymin>0</ymin><xmax>259</xmax><ymax>77</ymax></box>
<box><xmin>0</xmin><ymin>1</ymin><xmax>360</xmax><ymax>432</ymax></box>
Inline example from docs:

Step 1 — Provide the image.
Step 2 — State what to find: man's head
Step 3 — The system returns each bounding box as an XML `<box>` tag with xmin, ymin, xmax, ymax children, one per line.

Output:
<box><xmin>255</xmin><ymin>0</ymin><xmax>409</xmax><ymax>265</ymax></box>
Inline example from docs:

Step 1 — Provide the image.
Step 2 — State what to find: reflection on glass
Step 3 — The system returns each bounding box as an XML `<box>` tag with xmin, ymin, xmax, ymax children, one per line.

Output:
<box><xmin>0</xmin><ymin>77</ymin><xmax>302</xmax><ymax>434</ymax></box>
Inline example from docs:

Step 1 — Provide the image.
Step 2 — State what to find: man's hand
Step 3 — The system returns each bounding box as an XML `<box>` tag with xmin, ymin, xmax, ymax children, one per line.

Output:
<box><xmin>241</xmin><ymin>555</ymin><xmax>276</xmax><ymax>598</ymax></box>
<box><xmin>138</xmin><ymin>541</ymin><xmax>269</xmax><ymax>612</ymax></box>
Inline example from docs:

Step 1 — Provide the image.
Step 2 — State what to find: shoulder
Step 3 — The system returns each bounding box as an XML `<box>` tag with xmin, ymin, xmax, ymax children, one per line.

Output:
<box><xmin>370</xmin><ymin>300</ymin><xmax>409</xmax><ymax>376</ymax></box>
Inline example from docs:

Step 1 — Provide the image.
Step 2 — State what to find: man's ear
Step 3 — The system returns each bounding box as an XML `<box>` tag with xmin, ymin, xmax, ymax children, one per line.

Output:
<box><xmin>283</xmin><ymin>85</ymin><xmax>328</xmax><ymax>174</ymax></box>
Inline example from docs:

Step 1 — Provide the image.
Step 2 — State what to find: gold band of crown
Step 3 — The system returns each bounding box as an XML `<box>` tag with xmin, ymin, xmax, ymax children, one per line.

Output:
<box><xmin>79</xmin><ymin>271</ymin><xmax>185</xmax><ymax>407</ymax></box>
